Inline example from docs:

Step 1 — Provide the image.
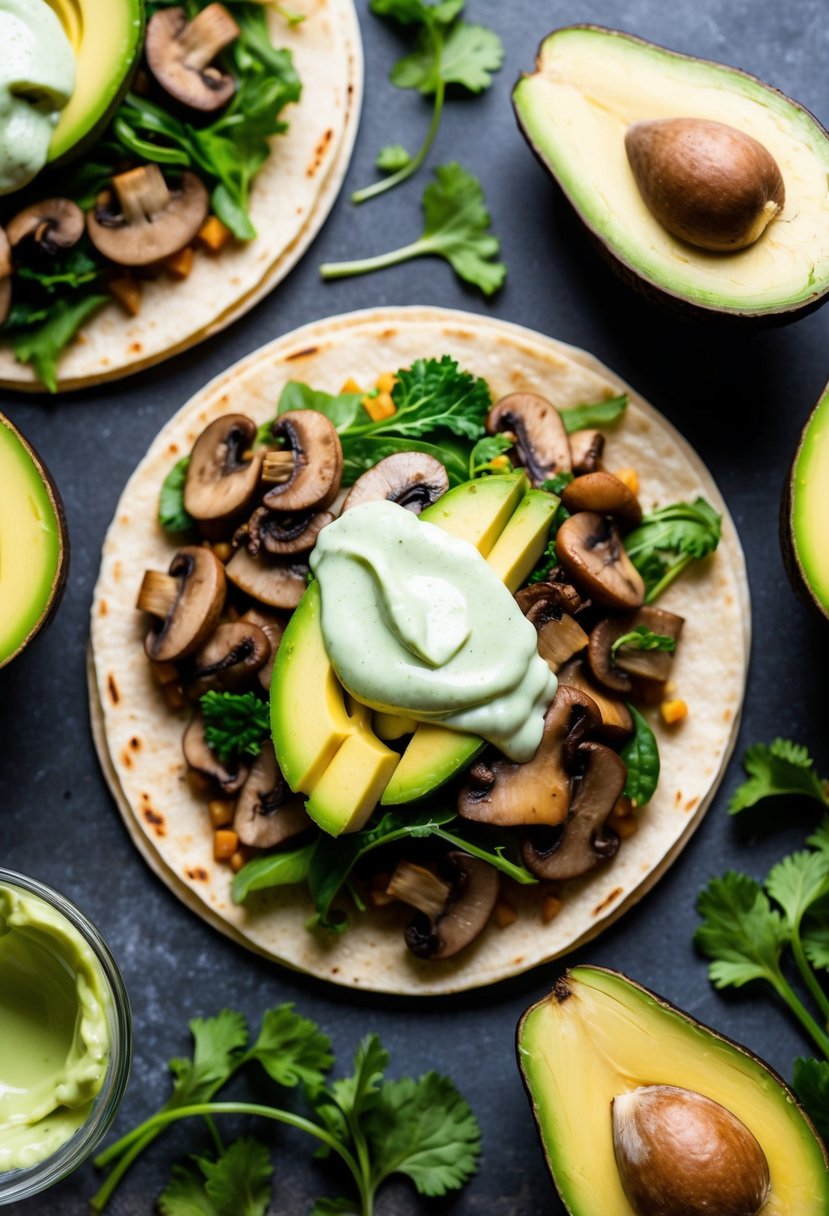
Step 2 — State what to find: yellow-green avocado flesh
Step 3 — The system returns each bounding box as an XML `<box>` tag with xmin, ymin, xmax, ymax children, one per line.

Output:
<box><xmin>785</xmin><ymin>383</ymin><xmax>829</xmax><ymax>618</ymax></box>
<box><xmin>45</xmin><ymin>0</ymin><xmax>144</xmax><ymax>164</ymax></box>
<box><xmin>513</xmin><ymin>26</ymin><xmax>829</xmax><ymax>320</ymax></box>
<box><xmin>518</xmin><ymin>966</ymin><xmax>829</xmax><ymax>1216</ymax></box>
<box><xmin>0</xmin><ymin>414</ymin><xmax>68</xmax><ymax>667</ymax></box>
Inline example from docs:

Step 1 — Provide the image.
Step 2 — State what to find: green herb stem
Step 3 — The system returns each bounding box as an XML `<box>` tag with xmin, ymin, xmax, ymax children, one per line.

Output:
<box><xmin>643</xmin><ymin>554</ymin><xmax>694</xmax><ymax>604</ymax></box>
<box><xmin>321</xmin><ymin>240</ymin><xmax>429</xmax><ymax>280</ymax></box>
<box><xmin>91</xmin><ymin>1128</ymin><xmax>162</xmax><ymax>1212</ymax></box>
<box><xmin>351</xmin><ymin>75</ymin><xmax>446</xmax><ymax>203</ymax></box>
<box><xmin>771</xmin><ymin>973</ymin><xmax>829</xmax><ymax>1059</ymax></box>
<box><xmin>791</xmin><ymin>928</ymin><xmax>829</xmax><ymax>1029</ymax></box>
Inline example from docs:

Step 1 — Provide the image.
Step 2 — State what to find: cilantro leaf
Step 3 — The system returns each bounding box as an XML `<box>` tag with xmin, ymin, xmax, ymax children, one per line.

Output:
<box><xmin>201</xmin><ymin>1138</ymin><xmax>272</xmax><ymax>1216</ymax></box>
<box><xmin>611</xmin><ymin>626</ymin><xmax>676</xmax><ymax>664</ymax></box>
<box><xmin>624</xmin><ymin>497</ymin><xmax>721</xmax><ymax>603</ymax></box>
<box><xmin>200</xmin><ymin>691</ymin><xmax>270</xmax><ymax>765</ymax></box>
<box><xmin>620</xmin><ymin>704</ymin><xmax>660</xmax><ymax>807</ymax></box>
<box><xmin>376</xmin><ymin>144</ymin><xmax>412</xmax><ymax>172</ymax></box>
<box><xmin>364</xmin><ymin>1072</ymin><xmax>481</xmax><ymax>1196</ymax></box>
<box><xmin>802</xmin><ymin>922</ymin><xmax>829</xmax><ymax>971</ymax></box>
<box><xmin>330</xmin><ymin>1035</ymin><xmax>389</xmax><ymax>1124</ymax></box>
<box><xmin>766</xmin><ymin>850</ymin><xmax>829</xmax><ymax>934</ymax></box>
<box><xmin>728</xmin><ymin>740</ymin><xmax>829</xmax><ymax>815</ymax></box>
<box><xmin>793</xmin><ymin>1058</ymin><xmax>829</xmax><ymax>1141</ymax></box>
<box><xmin>246</xmin><ymin>1005</ymin><xmax>333</xmax><ymax>1094</ymax></box>
<box><xmin>159</xmin><ymin>457</ymin><xmax>195</xmax><ymax>533</ymax></box>
<box><xmin>167</xmin><ymin>1010</ymin><xmax>249</xmax><ymax>1110</ymax></box>
<box><xmin>695</xmin><ymin>872</ymin><xmax>788</xmax><ymax>989</ymax></box>
<box><xmin>559</xmin><ymin>394</ymin><xmax>628</xmax><ymax>434</ymax></box>
<box><xmin>158</xmin><ymin>1163</ymin><xmax>219</xmax><ymax>1216</ymax></box>
<box><xmin>324</xmin><ymin>163</ymin><xmax>506</xmax><ymax>296</ymax></box>
<box><xmin>808</xmin><ymin>817</ymin><xmax>829</xmax><ymax>855</ymax></box>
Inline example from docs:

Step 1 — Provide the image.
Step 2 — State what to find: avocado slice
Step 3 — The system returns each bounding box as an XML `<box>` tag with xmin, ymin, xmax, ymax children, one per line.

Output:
<box><xmin>513</xmin><ymin>27</ymin><xmax>829</xmax><ymax>322</ymax></box>
<box><xmin>0</xmin><ymin>414</ymin><xmax>68</xmax><ymax>667</ymax></box>
<box><xmin>46</xmin><ymin>0</ymin><xmax>145</xmax><ymax>164</ymax></box>
<box><xmin>518</xmin><ymin>966</ymin><xmax>829</xmax><ymax>1215</ymax></box>
<box><xmin>783</xmin><ymin>381</ymin><xmax>829</xmax><ymax>620</ymax></box>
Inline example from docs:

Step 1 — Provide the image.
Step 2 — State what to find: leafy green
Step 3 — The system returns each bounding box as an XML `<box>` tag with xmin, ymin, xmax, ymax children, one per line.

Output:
<box><xmin>16</xmin><ymin>247</ymin><xmax>100</xmax><ymax>293</ymax></box>
<box><xmin>353</xmin><ymin>0</ymin><xmax>503</xmax><ymax>202</ymax></box>
<box><xmin>728</xmin><ymin>739</ymin><xmax>829</xmax><ymax>815</ymax></box>
<box><xmin>167</xmin><ymin>1011</ymin><xmax>250</xmax><ymax>1111</ymax></box>
<box><xmin>245</xmin><ymin>1005</ymin><xmax>333</xmax><ymax>1094</ymax></box>
<box><xmin>624</xmin><ymin>497</ymin><xmax>722</xmax><ymax>603</ymax></box>
<box><xmin>620</xmin><ymin>704</ymin><xmax>660</xmax><ymax>807</ymax></box>
<box><xmin>10</xmin><ymin>294</ymin><xmax>108</xmax><ymax>392</ymax></box>
<box><xmin>323</xmin><ymin>163</ymin><xmax>506</xmax><ymax>295</ymax></box>
<box><xmin>342</xmin><ymin>434</ymin><xmax>470</xmax><ymax>487</ymax></box>
<box><xmin>560</xmin><ymin>395</ymin><xmax>628</xmax><ymax>434</ymax></box>
<box><xmin>610</xmin><ymin>626</ymin><xmax>676</xmax><ymax>664</ymax></box>
<box><xmin>200</xmin><ymin>691</ymin><xmax>270</xmax><ymax>765</ymax></box>
<box><xmin>159</xmin><ymin>457</ymin><xmax>195</xmax><ymax>533</ymax></box>
<box><xmin>696</xmin><ymin>872</ymin><xmax>789</xmax><ymax>990</ymax></box>
<box><xmin>159</xmin><ymin>1163</ymin><xmax>220</xmax><ymax>1216</ymax></box>
<box><xmin>274</xmin><ymin>381</ymin><xmax>368</xmax><ymax>433</ymax></box>
<box><xmin>384</xmin><ymin>354</ymin><xmax>492</xmax><ymax>439</ymax></box>
<box><xmin>159</xmin><ymin>1138</ymin><xmax>273</xmax><ymax>1216</ymax></box>
<box><xmin>468</xmin><ymin>433</ymin><xmax>513</xmax><ymax>477</ymax></box>
<box><xmin>793</xmin><ymin>1057</ymin><xmax>829</xmax><ymax>1140</ymax></box>
<box><xmin>230</xmin><ymin>841</ymin><xmax>316</xmax><ymax>903</ymax></box>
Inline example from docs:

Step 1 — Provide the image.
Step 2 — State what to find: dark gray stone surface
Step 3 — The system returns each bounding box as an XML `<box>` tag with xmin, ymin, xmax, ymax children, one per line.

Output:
<box><xmin>3</xmin><ymin>0</ymin><xmax>829</xmax><ymax>1211</ymax></box>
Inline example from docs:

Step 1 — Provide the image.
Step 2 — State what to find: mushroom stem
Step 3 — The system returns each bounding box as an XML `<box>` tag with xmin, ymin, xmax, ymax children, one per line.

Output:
<box><xmin>262</xmin><ymin>450</ymin><xmax>295</xmax><ymax>485</ymax></box>
<box><xmin>137</xmin><ymin>571</ymin><xmax>179</xmax><ymax>618</ymax></box>
<box><xmin>387</xmin><ymin>862</ymin><xmax>452</xmax><ymax>920</ymax></box>
<box><xmin>114</xmin><ymin>165</ymin><xmax>171</xmax><ymax>225</ymax></box>
<box><xmin>180</xmin><ymin>4</ymin><xmax>240</xmax><ymax>70</ymax></box>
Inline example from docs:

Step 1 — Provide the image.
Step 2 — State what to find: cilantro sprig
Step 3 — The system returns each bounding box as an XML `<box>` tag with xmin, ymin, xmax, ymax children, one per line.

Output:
<box><xmin>610</xmin><ymin>626</ymin><xmax>676</xmax><ymax>664</ymax></box>
<box><xmin>728</xmin><ymin>739</ymin><xmax>829</xmax><ymax>815</ymax></box>
<box><xmin>624</xmin><ymin>497</ymin><xmax>722</xmax><ymax>603</ymax></box>
<box><xmin>322</xmin><ymin>163</ymin><xmax>506</xmax><ymax>295</ymax></box>
<box><xmin>92</xmin><ymin>1008</ymin><xmax>480</xmax><ymax>1215</ymax></box>
<box><xmin>353</xmin><ymin>0</ymin><xmax>503</xmax><ymax>204</ymax></box>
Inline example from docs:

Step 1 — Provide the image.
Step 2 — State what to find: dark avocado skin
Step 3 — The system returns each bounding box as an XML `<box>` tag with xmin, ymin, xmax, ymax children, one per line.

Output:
<box><xmin>512</xmin><ymin>26</ymin><xmax>829</xmax><ymax>327</ymax></box>
<box><xmin>780</xmin><ymin>385</ymin><xmax>829</xmax><ymax>622</ymax></box>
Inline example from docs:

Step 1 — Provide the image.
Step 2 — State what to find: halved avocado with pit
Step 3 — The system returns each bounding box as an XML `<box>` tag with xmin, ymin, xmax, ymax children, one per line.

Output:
<box><xmin>782</xmin><ymin>381</ymin><xmax>829</xmax><ymax>620</ymax></box>
<box><xmin>518</xmin><ymin>966</ymin><xmax>829</xmax><ymax>1215</ymax></box>
<box><xmin>0</xmin><ymin>414</ymin><xmax>68</xmax><ymax>666</ymax></box>
<box><xmin>513</xmin><ymin>26</ymin><xmax>829</xmax><ymax>322</ymax></box>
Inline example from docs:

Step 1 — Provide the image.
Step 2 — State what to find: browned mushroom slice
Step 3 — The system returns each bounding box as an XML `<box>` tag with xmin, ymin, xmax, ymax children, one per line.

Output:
<box><xmin>226</xmin><ymin>547</ymin><xmax>308</xmax><ymax>609</ymax></box>
<box><xmin>0</xmin><ymin>228</ymin><xmax>10</xmax><ymax>325</ymax></box>
<box><xmin>521</xmin><ymin>742</ymin><xmax>626</xmax><ymax>880</ymax></box>
<box><xmin>183</xmin><ymin>414</ymin><xmax>263</xmax><ymax>522</ymax></box>
<box><xmin>588</xmin><ymin>607</ymin><xmax>685</xmax><ymax>694</ymax></box>
<box><xmin>87</xmin><ymin>165</ymin><xmax>209</xmax><ymax>266</ymax></box>
<box><xmin>515</xmin><ymin>580</ymin><xmax>587</xmax><ymax>618</ymax></box>
<box><xmin>517</xmin><ymin>581</ymin><xmax>590</xmax><ymax>673</ymax></box>
<box><xmin>569</xmin><ymin>428</ymin><xmax>604</xmax><ymax>474</ymax></box>
<box><xmin>182</xmin><ymin>711</ymin><xmax>249</xmax><ymax>794</ymax></box>
<box><xmin>137</xmin><ymin>545</ymin><xmax>226</xmax><ymax>662</ymax></box>
<box><xmin>387</xmin><ymin>852</ymin><xmax>500</xmax><ymax>960</ymax></box>
<box><xmin>244</xmin><ymin>506</ymin><xmax>335</xmax><ymax>556</ymax></box>
<box><xmin>342</xmin><ymin>452</ymin><xmax>449</xmax><ymax>514</ymax></box>
<box><xmin>458</xmin><ymin>686</ymin><xmax>601</xmax><ymax>827</ymax></box>
<box><xmin>557</xmin><ymin>658</ymin><xmax>633</xmax><ymax>743</ymax></box>
<box><xmin>556</xmin><ymin>512</ymin><xmax>645</xmax><ymax>611</ymax></box>
<box><xmin>146</xmin><ymin>4</ymin><xmax>240</xmax><ymax>112</ymax></box>
<box><xmin>262</xmin><ymin>411</ymin><xmax>343</xmax><ymax>513</ymax></box>
<box><xmin>561</xmin><ymin>471</ymin><xmax>643</xmax><ymax>529</ymax></box>
<box><xmin>233</xmin><ymin>741</ymin><xmax>311</xmax><ymax>849</ymax></box>
<box><xmin>487</xmin><ymin>392</ymin><xmax>571</xmax><ymax>486</ymax></box>
<box><xmin>7</xmin><ymin>199</ymin><xmax>84</xmax><ymax>254</ymax></box>
<box><xmin>241</xmin><ymin>608</ymin><xmax>287</xmax><ymax>692</ymax></box>
<box><xmin>188</xmin><ymin>621</ymin><xmax>270</xmax><ymax>697</ymax></box>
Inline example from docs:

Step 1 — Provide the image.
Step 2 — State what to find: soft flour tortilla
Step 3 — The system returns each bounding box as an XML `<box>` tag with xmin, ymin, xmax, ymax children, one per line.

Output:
<box><xmin>0</xmin><ymin>0</ymin><xmax>362</xmax><ymax>392</ymax></box>
<box><xmin>89</xmin><ymin>307</ymin><xmax>750</xmax><ymax>995</ymax></box>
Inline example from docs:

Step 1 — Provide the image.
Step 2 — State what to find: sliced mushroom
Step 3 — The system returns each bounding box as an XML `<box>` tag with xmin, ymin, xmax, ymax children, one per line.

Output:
<box><xmin>137</xmin><ymin>546</ymin><xmax>226</xmax><ymax>662</ymax></box>
<box><xmin>188</xmin><ymin>620</ymin><xmax>270</xmax><ymax>696</ymax></box>
<box><xmin>146</xmin><ymin>4</ymin><xmax>240</xmax><ymax>112</ymax></box>
<box><xmin>342</xmin><ymin>452</ymin><xmax>449</xmax><ymax>514</ymax></box>
<box><xmin>458</xmin><ymin>686</ymin><xmax>601</xmax><ymax>827</ymax></box>
<box><xmin>517</xmin><ymin>581</ymin><xmax>590</xmax><ymax>673</ymax></box>
<box><xmin>487</xmin><ymin>392</ymin><xmax>571</xmax><ymax>486</ymax></box>
<box><xmin>0</xmin><ymin>228</ymin><xmax>10</xmax><ymax>325</ymax></box>
<box><xmin>569</xmin><ymin>428</ymin><xmax>604</xmax><ymax>475</ymax></box>
<box><xmin>183</xmin><ymin>414</ymin><xmax>263</xmax><ymax>523</ymax></box>
<box><xmin>557</xmin><ymin>658</ymin><xmax>633</xmax><ymax>743</ymax></box>
<box><xmin>233</xmin><ymin>741</ymin><xmax>310</xmax><ymax>849</ymax></box>
<box><xmin>226</xmin><ymin>548</ymin><xmax>308</xmax><ymax>609</ymax></box>
<box><xmin>261</xmin><ymin>411</ymin><xmax>343</xmax><ymax>512</ymax></box>
<box><xmin>241</xmin><ymin>608</ymin><xmax>287</xmax><ymax>692</ymax></box>
<box><xmin>515</xmin><ymin>580</ymin><xmax>587</xmax><ymax>619</ymax></box>
<box><xmin>560</xmin><ymin>472</ymin><xmax>643</xmax><ymax>529</ymax></box>
<box><xmin>588</xmin><ymin>607</ymin><xmax>685</xmax><ymax>693</ymax></box>
<box><xmin>87</xmin><ymin>165</ymin><xmax>209</xmax><ymax>266</ymax></box>
<box><xmin>182</xmin><ymin>711</ymin><xmax>248</xmax><ymax>794</ymax></box>
<box><xmin>521</xmin><ymin>742</ymin><xmax>626</xmax><ymax>880</ymax></box>
<box><xmin>388</xmin><ymin>852</ymin><xmax>500</xmax><ymax>960</ymax></box>
<box><xmin>243</xmin><ymin>506</ymin><xmax>335</xmax><ymax>556</ymax></box>
<box><xmin>7</xmin><ymin>198</ymin><xmax>84</xmax><ymax>254</ymax></box>
<box><xmin>556</xmin><ymin>512</ymin><xmax>645</xmax><ymax>611</ymax></box>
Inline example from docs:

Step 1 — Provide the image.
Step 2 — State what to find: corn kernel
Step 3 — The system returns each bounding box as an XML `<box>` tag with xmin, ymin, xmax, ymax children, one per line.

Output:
<box><xmin>376</xmin><ymin>371</ymin><xmax>397</xmax><ymax>394</ymax></box>
<box><xmin>362</xmin><ymin>391</ymin><xmax>396</xmax><ymax>422</ymax></box>
<box><xmin>164</xmin><ymin>246</ymin><xmax>195</xmax><ymax>280</ymax></box>
<box><xmin>212</xmin><ymin>542</ymin><xmax>233</xmax><ymax>563</ymax></box>
<box><xmin>340</xmin><ymin>377</ymin><xmax>362</xmax><ymax>394</ymax></box>
<box><xmin>541</xmin><ymin>895</ymin><xmax>563</xmax><ymax>924</ymax></box>
<box><xmin>661</xmin><ymin>698</ymin><xmax>688</xmax><ymax>725</ymax></box>
<box><xmin>197</xmin><ymin>215</ymin><xmax>232</xmax><ymax>254</ymax></box>
<box><xmin>611</xmin><ymin>794</ymin><xmax>634</xmax><ymax>819</ymax></box>
<box><xmin>490</xmin><ymin>455</ymin><xmax>510</xmax><ymax>469</ymax></box>
<box><xmin>614</xmin><ymin>467</ymin><xmax>640</xmax><ymax>496</ymax></box>
<box><xmin>208</xmin><ymin>800</ymin><xmax>234</xmax><ymax>829</ymax></box>
<box><xmin>613</xmin><ymin>817</ymin><xmax>639</xmax><ymax>840</ymax></box>
<box><xmin>214</xmin><ymin>830</ymin><xmax>239</xmax><ymax>861</ymax></box>
<box><xmin>230</xmin><ymin>851</ymin><xmax>248</xmax><ymax>873</ymax></box>
<box><xmin>494</xmin><ymin>899</ymin><xmax>517</xmax><ymax>929</ymax></box>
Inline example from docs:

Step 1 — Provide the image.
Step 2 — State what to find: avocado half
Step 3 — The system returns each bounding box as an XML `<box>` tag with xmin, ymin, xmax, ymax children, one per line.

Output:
<box><xmin>782</xmin><ymin>380</ymin><xmax>829</xmax><ymax>620</ymax></box>
<box><xmin>517</xmin><ymin>966</ymin><xmax>829</xmax><ymax>1215</ymax></box>
<box><xmin>513</xmin><ymin>27</ymin><xmax>829</xmax><ymax>323</ymax></box>
<box><xmin>45</xmin><ymin>0</ymin><xmax>145</xmax><ymax>165</ymax></box>
<box><xmin>0</xmin><ymin>414</ymin><xmax>69</xmax><ymax>667</ymax></box>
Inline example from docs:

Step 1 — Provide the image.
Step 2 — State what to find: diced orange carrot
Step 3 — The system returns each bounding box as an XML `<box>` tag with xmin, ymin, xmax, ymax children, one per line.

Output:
<box><xmin>494</xmin><ymin>899</ymin><xmax>518</xmax><ymax>929</ymax></box>
<box><xmin>661</xmin><ymin>698</ymin><xmax>688</xmax><ymax>725</ymax></box>
<box><xmin>197</xmin><ymin>215</ymin><xmax>233</xmax><ymax>254</ymax></box>
<box><xmin>109</xmin><ymin>276</ymin><xmax>142</xmax><ymax>316</ymax></box>
<box><xmin>208</xmin><ymin>800</ymin><xmax>234</xmax><ymax>829</ymax></box>
<box><xmin>613</xmin><ymin>467</ymin><xmax>640</xmax><ymax>496</ymax></box>
<box><xmin>362</xmin><ymin>390</ymin><xmax>396</xmax><ymax>422</ymax></box>
<box><xmin>340</xmin><ymin>377</ymin><xmax>362</xmax><ymax>394</ymax></box>
<box><xmin>165</xmin><ymin>246</ymin><xmax>195</xmax><ymax>280</ymax></box>
<box><xmin>214</xmin><ymin>829</ymin><xmax>239</xmax><ymax>861</ymax></box>
<box><xmin>541</xmin><ymin>895</ymin><xmax>563</xmax><ymax>924</ymax></box>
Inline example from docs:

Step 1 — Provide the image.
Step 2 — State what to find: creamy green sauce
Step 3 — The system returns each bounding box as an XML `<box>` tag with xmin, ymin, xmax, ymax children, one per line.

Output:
<box><xmin>311</xmin><ymin>501</ymin><xmax>558</xmax><ymax>762</ymax></box>
<box><xmin>0</xmin><ymin>0</ymin><xmax>75</xmax><ymax>195</ymax></box>
<box><xmin>0</xmin><ymin>883</ymin><xmax>110</xmax><ymax>1173</ymax></box>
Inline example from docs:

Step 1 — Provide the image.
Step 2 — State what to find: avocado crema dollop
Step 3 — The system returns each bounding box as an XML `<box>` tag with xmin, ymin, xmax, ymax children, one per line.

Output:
<box><xmin>0</xmin><ymin>0</ymin><xmax>76</xmax><ymax>195</ymax></box>
<box><xmin>0</xmin><ymin>882</ymin><xmax>110</xmax><ymax>1172</ymax></box>
<box><xmin>311</xmin><ymin>500</ymin><xmax>558</xmax><ymax>762</ymax></box>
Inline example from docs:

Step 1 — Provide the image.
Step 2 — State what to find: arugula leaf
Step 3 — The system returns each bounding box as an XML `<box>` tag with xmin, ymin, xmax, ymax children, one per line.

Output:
<box><xmin>12</xmin><ymin>294</ymin><xmax>108</xmax><ymax>392</ymax></box>
<box><xmin>231</xmin><ymin>841</ymin><xmax>316</xmax><ymax>903</ymax></box>
<box><xmin>202</xmin><ymin>1138</ymin><xmax>272</xmax><ymax>1216</ymax></box>
<box><xmin>468</xmin><ymin>433</ymin><xmax>513</xmax><ymax>477</ymax></box>
<box><xmin>728</xmin><ymin>740</ymin><xmax>829</xmax><ymax>815</ymax></box>
<box><xmin>611</xmin><ymin>626</ymin><xmax>676</xmax><ymax>664</ymax></box>
<box><xmin>160</xmin><ymin>457</ymin><xmax>195</xmax><ymax>533</ymax></box>
<box><xmin>323</xmin><ymin>163</ymin><xmax>506</xmax><ymax>296</ymax></box>
<box><xmin>167</xmin><ymin>1010</ymin><xmax>249</xmax><ymax>1110</ymax></box>
<box><xmin>200</xmin><ymin>691</ymin><xmax>270</xmax><ymax>765</ymax></box>
<box><xmin>620</xmin><ymin>704</ymin><xmax>660</xmax><ymax>807</ymax></box>
<box><xmin>275</xmin><ymin>381</ymin><xmax>368</xmax><ymax>433</ymax></box>
<box><xmin>246</xmin><ymin>1005</ymin><xmax>333</xmax><ymax>1094</ymax></box>
<box><xmin>793</xmin><ymin>1058</ymin><xmax>829</xmax><ymax>1141</ymax></box>
<box><xmin>364</xmin><ymin>1072</ymin><xmax>481</xmax><ymax>1196</ymax></box>
<box><xmin>695</xmin><ymin>872</ymin><xmax>788</xmax><ymax>990</ymax></box>
<box><xmin>624</xmin><ymin>497</ymin><xmax>722</xmax><ymax>603</ymax></box>
<box><xmin>559</xmin><ymin>394</ymin><xmax>628</xmax><ymax>434</ymax></box>
<box><xmin>376</xmin><ymin>144</ymin><xmax>411</xmax><ymax>172</ymax></box>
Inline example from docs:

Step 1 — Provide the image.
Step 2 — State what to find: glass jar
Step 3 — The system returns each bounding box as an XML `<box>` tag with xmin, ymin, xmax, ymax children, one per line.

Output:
<box><xmin>0</xmin><ymin>868</ymin><xmax>132</xmax><ymax>1204</ymax></box>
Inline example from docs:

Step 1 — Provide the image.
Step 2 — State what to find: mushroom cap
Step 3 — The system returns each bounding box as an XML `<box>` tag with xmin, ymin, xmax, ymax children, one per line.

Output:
<box><xmin>225</xmin><ymin>547</ymin><xmax>309</xmax><ymax>609</ymax></box>
<box><xmin>556</xmin><ymin>511</ymin><xmax>645</xmax><ymax>611</ymax></box>
<box><xmin>146</xmin><ymin>4</ymin><xmax>239</xmax><ymax>113</ymax></box>
<box><xmin>0</xmin><ymin>228</ymin><xmax>10</xmax><ymax>325</ymax></box>
<box><xmin>404</xmin><ymin>852</ymin><xmax>500</xmax><ymax>961</ymax></box>
<box><xmin>487</xmin><ymin>392</ymin><xmax>571</xmax><ymax>486</ymax></box>
<box><xmin>183</xmin><ymin>414</ymin><xmax>263</xmax><ymax>522</ymax></box>
<box><xmin>188</xmin><ymin>620</ymin><xmax>271</xmax><ymax>696</ymax></box>
<box><xmin>87</xmin><ymin>165</ymin><xmax>209</xmax><ymax>266</ymax></box>
<box><xmin>263</xmin><ymin>410</ymin><xmax>343</xmax><ymax>513</ymax></box>
<box><xmin>557</xmin><ymin>658</ymin><xmax>634</xmax><ymax>743</ymax></box>
<box><xmin>560</xmin><ymin>471</ymin><xmax>643</xmax><ymax>529</ymax></box>
<box><xmin>244</xmin><ymin>506</ymin><xmax>335</xmax><ymax>556</ymax></box>
<box><xmin>140</xmin><ymin>545</ymin><xmax>226</xmax><ymax>663</ymax></box>
<box><xmin>588</xmin><ymin>606</ymin><xmax>684</xmax><ymax>694</ymax></box>
<box><xmin>182</xmin><ymin>710</ymin><xmax>249</xmax><ymax>793</ymax></box>
<box><xmin>568</xmin><ymin>428</ymin><xmax>605</xmax><ymax>475</ymax></box>
<box><xmin>241</xmin><ymin>607</ymin><xmax>287</xmax><ymax>692</ymax></box>
<box><xmin>7</xmin><ymin>198</ymin><xmax>84</xmax><ymax>253</ymax></box>
<box><xmin>233</xmin><ymin>740</ymin><xmax>311</xmax><ymax>848</ymax></box>
<box><xmin>342</xmin><ymin>452</ymin><xmax>449</xmax><ymax>514</ymax></box>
